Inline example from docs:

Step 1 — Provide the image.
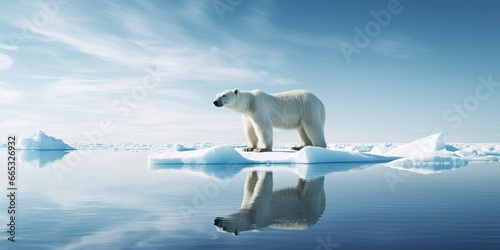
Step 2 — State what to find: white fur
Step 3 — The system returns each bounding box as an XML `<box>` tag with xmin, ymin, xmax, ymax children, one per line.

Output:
<box><xmin>214</xmin><ymin>171</ymin><xmax>326</xmax><ymax>236</ymax></box>
<box><xmin>213</xmin><ymin>89</ymin><xmax>327</xmax><ymax>152</ymax></box>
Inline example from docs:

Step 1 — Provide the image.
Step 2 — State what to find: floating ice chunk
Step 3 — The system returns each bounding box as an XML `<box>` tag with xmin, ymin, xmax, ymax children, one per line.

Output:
<box><xmin>369</xmin><ymin>144</ymin><xmax>393</xmax><ymax>155</ymax></box>
<box><xmin>294</xmin><ymin>146</ymin><xmax>397</xmax><ymax>164</ymax></box>
<box><xmin>174</xmin><ymin>144</ymin><xmax>197</xmax><ymax>152</ymax></box>
<box><xmin>19</xmin><ymin>131</ymin><xmax>75</xmax><ymax>150</ymax></box>
<box><xmin>147</xmin><ymin>133</ymin><xmax>499</xmax><ymax>165</ymax></box>
<box><xmin>385</xmin><ymin>133</ymin><xmax>445</xmax><ymax>157</ymax></box>
<box><xmin>149</xmin><ymin>146</ymin><xmax>254</xmax><ymax>165</ymax></box>
<box><xmin>445</xmin><ymin>144</ymin><xmax>460</xmax><ymax>152</ymax></box>
<box><xmin>149</xmin><ymin>145</ymin><xmax>398</xmax><ymax>165</ymax></box>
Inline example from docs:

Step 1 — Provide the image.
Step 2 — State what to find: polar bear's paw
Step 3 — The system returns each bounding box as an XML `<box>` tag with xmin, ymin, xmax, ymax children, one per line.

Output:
<box><xmin>291</xmin><ymin>146</ymin><xmax>305</xmax><ymax>151</ymax></box>
<box><xmin>253</xmin><ymin>148</ymin><xmax>272</xmax><ymax>153</ymax></box>
<box><xmin>242</xmin><ymin>147</ymin><xmax>255</xmax><ymax>152</ymax></box>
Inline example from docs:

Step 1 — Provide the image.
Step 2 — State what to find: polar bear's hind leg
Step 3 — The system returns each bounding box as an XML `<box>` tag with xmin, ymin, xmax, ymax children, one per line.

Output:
<box><xmin>304</xmin><ymin>123</ymin><xmax>326</xmax><ymax>148</ymax></box>
<box><xmin>292</xmin><ymin>126</ymin><xmax>313</xmax><ymax>151</ymax></box>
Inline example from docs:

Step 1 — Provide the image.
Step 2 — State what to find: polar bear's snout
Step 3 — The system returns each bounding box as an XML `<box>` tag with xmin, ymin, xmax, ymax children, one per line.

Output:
<box><xmin>214</xmin><ymin>217</ymin><xmax>224</xmax><ymax>226</ymax></box>
<box><xmin>213</xmin><ymin>100</ymin><xmax>223</xmax><ymax>107</ymax></box>
<box><xmin>214</xmin><ymin>216</ymin><xmax>240</xmax><ymax>236</ymax></box>
<box><xmin>214</xmin><ymin>217</ymin><xmax>230</xmax><ymax>232</ymax></box>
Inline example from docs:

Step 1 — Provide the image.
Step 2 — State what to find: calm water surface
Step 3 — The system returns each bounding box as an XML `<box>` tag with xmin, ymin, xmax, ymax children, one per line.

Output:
<box><xmin>0</xmin><ymin>150</ymin><xmax>499</xmax><ymax>250</ymax></box>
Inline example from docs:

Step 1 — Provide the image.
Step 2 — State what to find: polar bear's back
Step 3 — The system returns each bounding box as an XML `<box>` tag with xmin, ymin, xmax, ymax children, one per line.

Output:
<box><xmin>269</xmin><ymin>89</ymin><xmax>321</xmax><ymax>104</ymax></box>
<box><xmin>259</xmin><ymin>89</ymin><xmax>325</xmax><ymax>129</ymax></box>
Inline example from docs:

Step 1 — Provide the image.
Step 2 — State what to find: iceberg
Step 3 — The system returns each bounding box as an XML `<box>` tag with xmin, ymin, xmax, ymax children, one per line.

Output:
<box><xmin>149</xmin><ymin>146</ymin><xmax>254</xmax><ymax>165</ymax></box>
<box><xmin>17</xmin><ymin>131</ymin><xmax>74</xmax><ymax>168</ymax></box>
<box><xmin>382</xmin><ymin>133</ymin><xmax>445</xmax><ymax>157</ymax></box>
<box><xmin>378</xmin><ymin>133</ymin><xmax>470</xmax><ymax>174</ymax></box>
<box><xmin>19</xmin><ymin>131</ymin><xmax>75</xmax><ymax>150</ymax></box>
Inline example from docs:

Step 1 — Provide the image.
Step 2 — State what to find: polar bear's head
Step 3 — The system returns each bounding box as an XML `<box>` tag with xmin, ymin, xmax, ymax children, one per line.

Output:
<box><xmin>214</xmin><ymin>216</ymin><xmax>240</xmax><ymax>236</ymax></box>
<box><xmin>213</xmin><ymin>88</ymin><xmax>239</xmax><ymax>108</ymax></box>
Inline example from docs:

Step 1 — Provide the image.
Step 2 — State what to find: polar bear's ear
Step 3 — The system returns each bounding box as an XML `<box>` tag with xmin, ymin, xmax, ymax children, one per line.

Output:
<box><xmin>233</xmin><ymin>88</ymin><xmax>239</xmax><ymax>95</ymax></box>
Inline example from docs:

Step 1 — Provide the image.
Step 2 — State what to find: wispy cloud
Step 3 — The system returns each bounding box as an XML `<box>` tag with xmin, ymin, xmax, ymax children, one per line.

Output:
<box><xmin>0</xmin><ymin>53</ymin><xmax>13</xmax><ymax>69</ymax></box>
<box><xmin>279</xmin><ymin>33</ymin><xmax>345</xmax><ymax>51</ymax></box>
<box><xmin>178</xmin><ymin>1</ymin><xmax>213</xmax><ymax>27</ymax></box>
<box><xmin>22</xmin><ymin>1</ymin><xmax>297</xmax><ymax>87</ymax></box>
<box><xmin>0</xmin><ymin>44</ymin><xmax>18</xmax><ymax>51</ymax></box>
<box><xmin>0</xmin><ymin>1</ymin><xmax>344</xmax><ymax>142</ymax></box>
<box><xmin>0</xmin><ymin>85</ymin><xmax>22</xmax><ymax>102</ymax></box>
<box><xmin>43</xmin><ymin>77</ymin><xmax>142</xmax><ymax>98</ymax></box>
<box><xmin>0</xmin><ymin>119</ymin><xmax>34</xmax><ymax>128</ymax></box>
<box><xmin>370</xmin><ymin>35</ymin><xmax>425</xmax><ymax>59</ymax></box>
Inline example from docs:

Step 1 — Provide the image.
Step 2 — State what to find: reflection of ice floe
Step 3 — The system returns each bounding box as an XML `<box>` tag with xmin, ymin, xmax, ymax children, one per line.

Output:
<box><xmin>150</xmin><ymin>161</ymin><xmax>376</xmax><ymax>180</ymax></box>
<box><xmin>150</xmin><ymin>163</ymin><xmax>246</xmax><ymax>179</ymax></box>
<box><xmin>20</xmin><ymin>131</ymin><xmax>75</xmax><ymax>150</ymax></box>
<box><xmin>294</xmin><ymin>162</ymin><xmax>375</xmax><ymax>180</ymax></box>
<box><xmin>20</xmin><ymin>150</ymin><xmax>72</xmax><ymax>168</ymax></box>
<box><xmin>387</xmin><ymin>154</ymin><xmax>468</xmax><ymax>174</ymax></box>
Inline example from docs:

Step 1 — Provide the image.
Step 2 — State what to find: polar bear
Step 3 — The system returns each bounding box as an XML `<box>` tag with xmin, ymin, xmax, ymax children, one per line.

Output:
<box><xmin>214</xmin><ymin>171</ymin><xmax>326</xmax><ymax>236</ymax></box>
<box><xmin>213</xmin><ymin>89</ymin><xmax>326</xmax><ymax>152</ymax></box>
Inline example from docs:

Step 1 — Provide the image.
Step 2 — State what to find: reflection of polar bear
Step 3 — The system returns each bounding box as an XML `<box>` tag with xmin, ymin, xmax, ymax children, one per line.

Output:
<box><xmin>213</xmin><ymin>89</ymin><xmax>327</xmax><ymax>152</ymax></box>
<box><xmin>214</xmin><ymin>171</ymin><xmax>326</xmax><ymax>236</ymax></box>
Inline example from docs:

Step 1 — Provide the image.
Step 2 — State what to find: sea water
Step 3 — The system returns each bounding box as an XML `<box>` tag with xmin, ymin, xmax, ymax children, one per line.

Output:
<box><xmin>0</xmin><ymin>150</ymin><xmax>499</xmax><ymax>250</ymax></box>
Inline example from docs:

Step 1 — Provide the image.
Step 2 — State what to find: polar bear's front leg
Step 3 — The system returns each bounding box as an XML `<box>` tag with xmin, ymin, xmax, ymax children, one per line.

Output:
<box><xmin>242</xmin><ymin>116</ymin><xmax>257</xmax><ymax>152</ymax></box>
<box><xmin>241</xmin><ymin>171</ymin><xmax>258</xmax><ymax>208</ymax></box>
<box><xmin>242</xmin><ymin>171</ymin><xmax>273</xmax><ymax>206</ymax></box>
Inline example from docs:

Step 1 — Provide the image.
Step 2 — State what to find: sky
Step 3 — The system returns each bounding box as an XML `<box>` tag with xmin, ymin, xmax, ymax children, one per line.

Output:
<box><xmin>1</xmin><ymin>0</ymin><xmax>499</xmax><ymax>144</ymax></box>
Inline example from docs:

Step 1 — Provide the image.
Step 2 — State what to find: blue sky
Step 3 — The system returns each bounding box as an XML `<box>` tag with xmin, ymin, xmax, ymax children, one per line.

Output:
<box><xmin>1</xmin><ymin>0</ymin><xmax>499</xmax><ymax>144</ymax></box>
